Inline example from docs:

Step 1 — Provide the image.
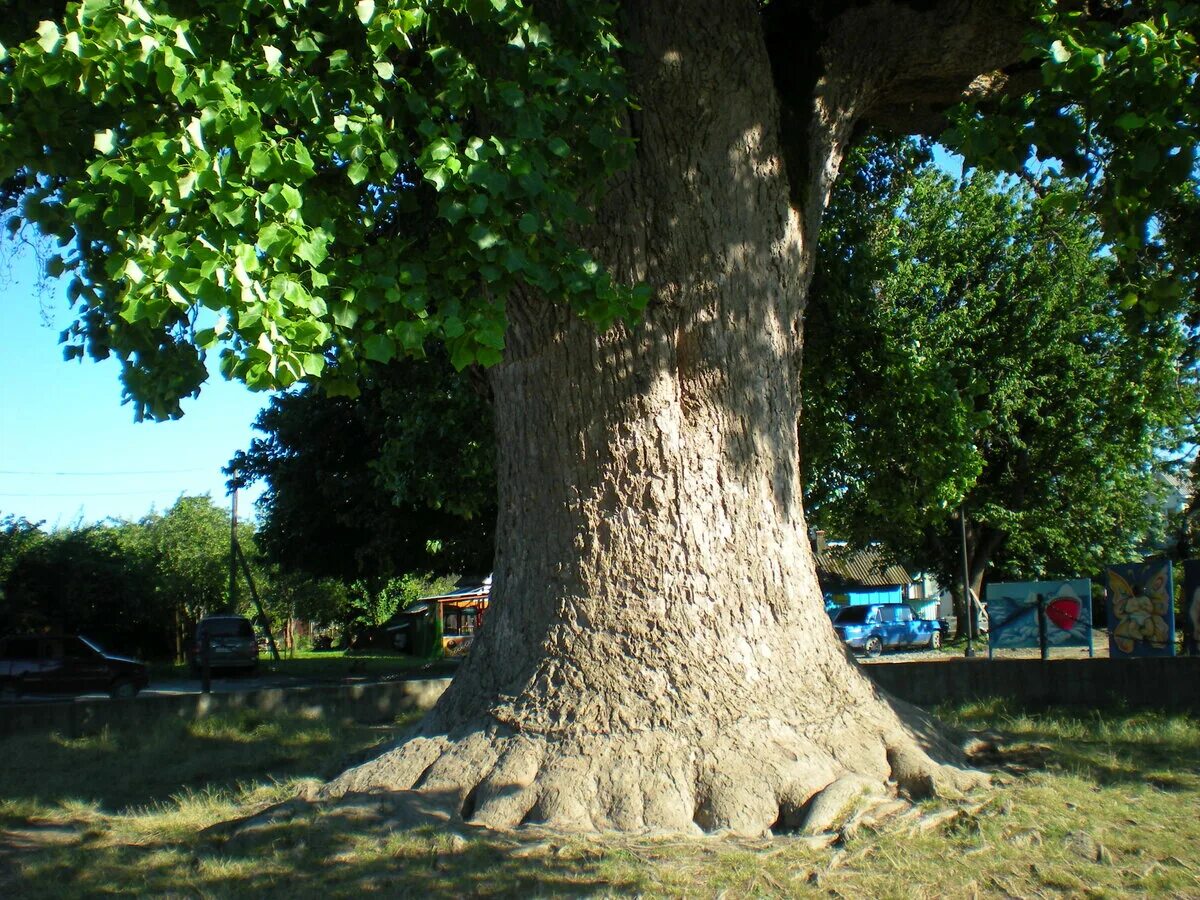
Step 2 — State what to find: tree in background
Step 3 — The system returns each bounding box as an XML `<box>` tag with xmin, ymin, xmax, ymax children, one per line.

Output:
<box><xmin>803</xmin><ymin>141</ymin><xmax>1196</xmax><ymax>625</ymax></box>
<box><xmin>227</xmin><ymin>350</ymin><xmax>494</xmax><ymax>587</ymax></box>
<box><xmin>1</xmin><ymin>519</ymin><xmax>161</xmax><ymax>656</ymax></box>
<box><xmin>3</xmin><ymin>1</ymin><xmax>1198</xmax><ymax>834</ymax></box>
<box><xmin>140</xmin><ymin>494</ymin><xmax>251</xmax><ymax>660</ymax></box>
<box><xmin>0</xmin><ymin>515</ymin><xmax>45</xmax><ymax>604</ymax></box>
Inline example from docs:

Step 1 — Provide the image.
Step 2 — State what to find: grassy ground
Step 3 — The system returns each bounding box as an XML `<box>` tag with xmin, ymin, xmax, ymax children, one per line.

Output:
<box><xmin>1</xmin><ymin>701</ymin><xmax>1198</xmax><ymax>897</ymax></box>
<box><xmin>149</xmin><ymin>650</ymin><xmax>459</xmax><ymax>682</ymax></box>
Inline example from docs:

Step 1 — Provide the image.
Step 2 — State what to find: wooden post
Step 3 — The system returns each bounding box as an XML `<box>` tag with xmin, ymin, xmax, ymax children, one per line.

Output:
<box><xmin>1036</xmin><ymin>594</ymin><xmax>1049</xmax><ymax>660</ymax></box>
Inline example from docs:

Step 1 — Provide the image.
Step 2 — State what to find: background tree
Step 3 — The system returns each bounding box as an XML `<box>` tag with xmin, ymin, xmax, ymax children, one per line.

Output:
<box><xmin>0</xmin><ymin>514</ymin><xmax>45</xmax><ymax>604</ymax></box>
<box><xmin>3</xmin><ymin>0</ymin><xmax>1198</xmax><ymax>836</ymax></box>
<box><xmin>140</xmin><ymin>494</ymin><xmax>249</xmax><ymax>659</ymax></box>
<box><xmin>1</xmin><ymin>519</ymin><xmax>161</xmax><ymax>656</ymax></box>
<box><xmin>227</xmin><ymin>350</ymin><xmax>494</xmax><ymax>586</ymax></box>
<box><xmin>804</xmin><ymin>141</ymin><xmax>1196</xmax><ymax>628</ymax></box>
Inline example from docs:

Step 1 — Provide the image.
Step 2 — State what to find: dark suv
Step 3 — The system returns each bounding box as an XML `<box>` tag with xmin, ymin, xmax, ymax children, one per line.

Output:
<box><xmin>0</xmin><ymin>635</ymin><xmax>149</xmax><ymax>700</ymax></box>
<box><xmin>190</xmin><ymin>615</ymin><xmax>258</xmax><ymax>675</ymax></box>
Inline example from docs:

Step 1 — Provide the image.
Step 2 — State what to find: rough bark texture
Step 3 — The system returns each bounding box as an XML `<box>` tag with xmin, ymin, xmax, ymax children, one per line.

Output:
<box><xmin>320</xmin><ymin>0</ymin><xmax>1022</xmax><ymax>836</ymax></box>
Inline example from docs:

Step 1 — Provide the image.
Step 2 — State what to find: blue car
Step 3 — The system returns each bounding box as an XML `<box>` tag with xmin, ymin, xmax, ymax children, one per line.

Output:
<box><xmin>830</xmin><ymin>603</ymin><xmax>941</xmax><ymax>657</ymax></box>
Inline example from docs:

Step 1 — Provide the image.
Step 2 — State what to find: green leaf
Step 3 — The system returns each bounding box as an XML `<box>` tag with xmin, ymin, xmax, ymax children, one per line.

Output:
<box><xmin>475</xmin><ymin>346</ymin><xmax>504</xmax><ymax>367</ymax></box>
<box><xmin>249</xmin><ymin>146</ymin><xmax>273</xmax><ymax>177</ymax></box>
<box><xmin>1049</xmin><ymin>40</ymin><xmax>1071</xmax><ymax>63</ymax></box>
<box><xmin>302</xmin><ymin>353</ymin><xmax>326</xmax><ymax>376</ymax></box>
<box><xmin>92</xmin><ymin>131</ymin><xmax>118</xmax><ymax>157</ymax></box>
<box><xmin>355</xmin><ymin>0</ymin><xmax>375</xmax><ymax>25</ymax></box>
<box><xmin>363</xmin><ymin>333</ymin><xmax>395</xmax><ymax>362</ymax></box>
<box><xmin>547</xmin><ymin>137</ymin><xmax>570</xmax><ymax>158</ymax></box>
<box><xmin>449</xmin><ymin>341</ymin><xmax>476</xmax><ymax>370</ymax></box>
<box><xmin>439</xmin><ymin>198</ymin><xmax>467</xmax><ymax>223</ymax></box>
<box><xmin>428</xmin><ymin>138</ymin><xmax>454</xmax><ymax>161</ymax></box>
<box><xmin>295</xmin><ymin>235</ymin><xmax>328</xmax><ymax>266</ymax></box>
<box><xmin>1114</xmin><ymin>112</ymin><xmax>1146</xmax><ymax>130</ymax></box>
<box><xmin>518</xmin><ymin>213</ymin><xmax>539</xmax><ymax>234</ymax></box>
<box><xmin>35</xmin><ymin>21</ymin><xmax>60</xmax><ymax>54</ymax></box>
<box><xmin>348</xmin><ymin>161</ymin><xmax>370</xmax><ymax>184</ymax></box>
<box><xmin>469</xmin><ymin>224</ymin><xmax>501</xmax><ymax>250</ymax></box>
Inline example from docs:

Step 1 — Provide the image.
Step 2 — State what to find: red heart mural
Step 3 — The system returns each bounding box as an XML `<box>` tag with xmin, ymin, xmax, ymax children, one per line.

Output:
<box><xmin>1046</xmin><ymin>596</ymin><xmax>1081</xmax><ymax>633</ymax></box>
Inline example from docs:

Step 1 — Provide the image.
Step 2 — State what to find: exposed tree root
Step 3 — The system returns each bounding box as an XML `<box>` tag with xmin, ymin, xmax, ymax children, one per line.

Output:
<box><xmin>290</xmin><ymin>689</ymin><xmax>990</xmax><ymax>840</ymax></box>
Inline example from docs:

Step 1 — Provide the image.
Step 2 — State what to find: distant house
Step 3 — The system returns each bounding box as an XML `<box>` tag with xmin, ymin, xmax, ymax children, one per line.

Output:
<box><xmin>812</xmin><ymin>533</ymin><xmax>938</xmax><ymax>620</ymax></box>
<box><xmin>385</xmin><ymin>575</ymin><xmax>491</xmax><ymax>656</ymax></box>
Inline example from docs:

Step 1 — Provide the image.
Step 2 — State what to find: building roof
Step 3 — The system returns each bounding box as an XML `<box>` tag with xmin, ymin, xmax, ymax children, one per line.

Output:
<box><xmin>418</xmin><ymin>574</ymin><xmax>492</xmax><ymax>605</ymax></box>
<box><xmin>815</xmin><ymin>544</ymin><xmax>912</xmax><ymax>590</ymax></box>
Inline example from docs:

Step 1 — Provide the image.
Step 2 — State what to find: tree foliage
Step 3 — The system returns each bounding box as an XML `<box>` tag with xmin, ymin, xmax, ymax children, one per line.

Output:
<box><xmin>949</xmin><ymin>0</ymin><xmax>1200</xmax><ymax>323</ymax></box>
<box><xmin>140</xmin><ymin>493</ymin><xmax>244</xmax><ymax>621</ymax></box>
<box><xmin>0</xmin><ymin>2</ymin><xmax>1194</xmax><ymax>421</ymax></box>
<box><xmin>0</xmin><ymin>496</ymin><xmax>329</xmax><ymax>658</ymax></box>
<box><xmin>227</xmin><ymin>349</ymin><xmax>494</xmax><ymax>584</ymax></box>
<box><xmin>803</xmin><ymin>139</ymin><xmax>1196</xmax><ymax>590</ymax></box>
<box><xmin>1</xmin><ymin>516</ymin><xmax>163</xmax><ymax>654</ymax></box>
<box><xmin>0</xmin><ymin>0</ymin><xmax>639</xmax><ymax>418</ymax></box>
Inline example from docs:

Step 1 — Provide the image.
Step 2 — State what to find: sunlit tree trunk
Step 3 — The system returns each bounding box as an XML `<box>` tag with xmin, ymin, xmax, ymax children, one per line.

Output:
<box><xmin>323</xmin><ymin>0</ymin><xmax>1019</xmax><ymax>835</ymax></box>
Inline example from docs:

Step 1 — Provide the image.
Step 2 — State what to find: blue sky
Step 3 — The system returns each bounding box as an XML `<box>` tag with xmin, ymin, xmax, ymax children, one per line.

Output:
<box><xmin>1</xmin><ymin>246</ymin><xmax>269</xmax><ymax>529</ymax></box>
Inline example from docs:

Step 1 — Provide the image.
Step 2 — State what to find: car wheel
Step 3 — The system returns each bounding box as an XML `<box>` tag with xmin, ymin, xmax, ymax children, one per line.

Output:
<box><xmin>110</xmin><ymin>680</ymin><xmax>138</xmax><ymax>700</ymax></box>
<box><xmin>928</xmin><ymin>631</ymin><xmax>942</xmax><ymax>650</ymax></box>
<box><xmin>864</xmin><ymin>636</ymin><xmax>883</xmax><ymax>658</ymax></box>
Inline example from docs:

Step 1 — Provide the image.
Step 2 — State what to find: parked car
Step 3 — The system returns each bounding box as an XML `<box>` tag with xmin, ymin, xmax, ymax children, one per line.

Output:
<box><xmin>0</xmin><ymin>634</ymin><xmax>149</xmax><ymax>700</ymax></box>
<box><xmin>830</xmin><ymin>603</ymin><xmax>942</xmax><ymax>657</ymax></box>
<box><xmin>190</xmin><ymin>615</ymin><xmax>259</xmax><ymax>675</ymax></box>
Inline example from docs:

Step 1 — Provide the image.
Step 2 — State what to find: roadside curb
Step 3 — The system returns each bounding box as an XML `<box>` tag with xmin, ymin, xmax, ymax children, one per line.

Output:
<box><xmin>0</xmin><ymin>677</ymin><xmax>452</xmax><ymax>740</ymax></box>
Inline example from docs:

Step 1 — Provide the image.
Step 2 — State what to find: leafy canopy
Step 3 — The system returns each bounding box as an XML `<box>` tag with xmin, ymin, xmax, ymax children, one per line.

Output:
<box><xmin>950</xmin><ymin>0</ymin><xmax>1200</xmax><ymax>320</ymax></box>
<box><xmin>1</xmin><ymin>0</ymin><xmax>1198</xmax><ymax>422</ymax></box>
<box><xmin>803</xmin><ymin>139</ymin><xmax>1195</xmax><ymax>585</ymax></box>
<box><xmin>0</xmin><ymin>0</ymin><xmax>637</xmax><ymax>418</ymax></box>
<box><xmin>227</xmin><ymin>350</ymin><xmax>494</xmax><ymax>584</ymax></box>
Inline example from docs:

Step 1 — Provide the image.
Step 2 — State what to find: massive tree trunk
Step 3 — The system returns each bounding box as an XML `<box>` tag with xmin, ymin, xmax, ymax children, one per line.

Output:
<box><xmin>322</xmin><ymin>0</ymin><xmax>1024</xmax><ymax>835</ymax></box>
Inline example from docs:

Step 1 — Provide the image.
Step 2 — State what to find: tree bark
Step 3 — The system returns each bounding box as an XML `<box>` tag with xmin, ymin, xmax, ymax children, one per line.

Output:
<box><xmin>321</xmin><ymin>0</ymin><xmax>1020</xmax><ymax>835</ymax></box>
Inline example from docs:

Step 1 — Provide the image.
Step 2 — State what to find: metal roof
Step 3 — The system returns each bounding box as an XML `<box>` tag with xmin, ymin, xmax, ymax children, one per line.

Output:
<box><xmin>815</xmin><ymin>544</ymin><xmax>912</xmax><ymax>590</ymax></box>
<box><xmin>418</xmin><ymin>574</ymin><xmax>492</xmax><ymax>605</ymax></box>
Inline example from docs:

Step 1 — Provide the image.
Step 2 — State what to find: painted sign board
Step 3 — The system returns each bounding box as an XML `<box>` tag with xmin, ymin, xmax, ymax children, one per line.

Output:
<box><xmin>1185</xmin><ymin>561</ymin><xmax>1200</xmax><ymax>657</ymax></box>
<box><xmin>1106</xmin><ymin>560</ymin><xmax>1175</xmax><ymax>658</ymax></box>
<box><xmin>986</xmin><ymin>580</ymin><xmax>1093</xmax><ymax>652</ymax></box>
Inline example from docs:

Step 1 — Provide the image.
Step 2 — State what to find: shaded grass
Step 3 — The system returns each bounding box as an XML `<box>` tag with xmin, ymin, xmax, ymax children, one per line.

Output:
<box><xmin>0</xmin><ymin>708</ymin><xmax>414</xmax><ymax>826</ymax></box>
<box><xmin>1</xmin><ymin>703</ymin><xmax>1198</xmax><ymax>897</ymax></box>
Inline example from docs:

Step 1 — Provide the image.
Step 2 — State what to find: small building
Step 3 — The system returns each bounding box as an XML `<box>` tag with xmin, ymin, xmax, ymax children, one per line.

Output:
<box><xmin>385</xmin><ymin>575</ymin><xmax>491</xmax><ymax>656</ymax></box>
<box><xmin>813</xmin><ymin>536</ymin><xmax>937</xmax><ymax>620</ymax></box>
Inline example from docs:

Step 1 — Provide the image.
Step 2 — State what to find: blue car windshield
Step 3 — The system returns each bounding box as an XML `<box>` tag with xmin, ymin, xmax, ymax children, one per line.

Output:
<box><xmin>833</xmin><ymin>607</ymin><xmax>870</xmax><ymax>624</ymax></box>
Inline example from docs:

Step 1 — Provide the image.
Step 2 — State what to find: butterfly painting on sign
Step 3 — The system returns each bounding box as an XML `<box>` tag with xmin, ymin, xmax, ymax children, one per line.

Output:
<box><xmin>985</xmin><ymin>580</ymin><xmax>1093</xmax><ymax>653</ymax></box>
<box><xmin>1106</xmin><ymin>560</ymin><xmax>1175</xmax><ymax>658</ymax></box>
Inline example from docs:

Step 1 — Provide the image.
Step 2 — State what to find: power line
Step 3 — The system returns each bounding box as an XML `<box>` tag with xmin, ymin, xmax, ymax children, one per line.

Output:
<box><xmin>0</xmin><ymin>489</ymin><xmax>202</xmax><ymax>497</ymax></box>
<box><xmin>0</xmin><ymin>467</ymin><xmax>212</xmax><ymax>477</ymax></box>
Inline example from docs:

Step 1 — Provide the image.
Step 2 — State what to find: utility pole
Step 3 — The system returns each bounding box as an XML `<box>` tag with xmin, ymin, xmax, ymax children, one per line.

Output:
<box><xmin>228</xmin><ymin>485</ymin><xmax>239</xmax><ymax>612</ymax></box>
<box><xmin>960</xmin><ymin>504</ymin><xmax>977</xmax><ymax>658</ymax></box>
<box><xmin>235</xmin><ymin>540</ymin><xmax>282</xmax><ymax>662</ymax></box>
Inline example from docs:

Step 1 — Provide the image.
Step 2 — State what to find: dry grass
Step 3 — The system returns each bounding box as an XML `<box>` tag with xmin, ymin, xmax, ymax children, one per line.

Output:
<box><xmin>1</xmin><ymin>701</ymin><xmax>1198</xmax><ymax>898</ymax></box>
